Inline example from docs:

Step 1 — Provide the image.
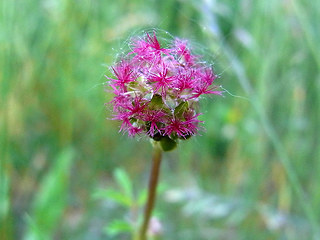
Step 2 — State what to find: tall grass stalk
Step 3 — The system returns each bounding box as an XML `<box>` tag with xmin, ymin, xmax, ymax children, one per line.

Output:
<box><xmin>197</xmin><ymin>1</ymin><xmax>320</xmax><ymax>238</ymax></box>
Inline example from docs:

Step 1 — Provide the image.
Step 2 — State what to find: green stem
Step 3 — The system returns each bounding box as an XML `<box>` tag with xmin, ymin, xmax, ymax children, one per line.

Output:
<box><xmin>139</xmin><ymin>144</ymin><xmax>162</xmax><ymax>240</ymax></box>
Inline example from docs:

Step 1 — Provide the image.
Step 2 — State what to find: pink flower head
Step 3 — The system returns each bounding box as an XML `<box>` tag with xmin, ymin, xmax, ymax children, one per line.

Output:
<box><xmin>106</xmin><ymin>60</ymin><xmax>136</xmax><ymax>92</ymax></box>
<box><xmin>106</xmin><ymin>31</ymin><xmax>222</xmax><ymax>149</ymax></box>
<box><xmin>174</xmin><ymin>39</ymin><xmax>197</xmax><ymax>66</ymax></box>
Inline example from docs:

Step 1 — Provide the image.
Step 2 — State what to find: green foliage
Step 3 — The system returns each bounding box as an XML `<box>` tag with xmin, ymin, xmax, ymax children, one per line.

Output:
<box><xmin>94</xmin><ymin>168</ymin><xmax>149</xmax><ymax>238</ymax></box>
<box><xmin>0</xmin><ymin>168</ymin><xmax>9</xmax><ymax>221</ymax></box>
<box><xmin>104</xmin><ymin>220</ymin><xmax>132</xmax><ymax>237</ymax></box>
<box><xmin>1</xmin><ymin>0</ymin><xmax>320</xmax><ymax>239</ymax></box>
<box><xmin>159</xmin><ymin>136</ymin><xmax>177</xmax><ymax>152</ymax></box>
<box><xmin>174</xmin><ymin>101</ymin><xmax>189</xmax><ymax>119</ymax></box>
<box><xmin>94</xmin><ymin>168</ymin><xmax>134</xmax><ymax>207</ymax></box>
<box><xmin>24</xmin><ymin>148</ymin><xmax>74</xmax><ymax>240</ymax></box>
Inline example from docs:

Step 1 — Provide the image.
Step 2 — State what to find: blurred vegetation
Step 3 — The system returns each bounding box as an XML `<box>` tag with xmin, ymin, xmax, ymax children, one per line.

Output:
<box><xmin>1</xmin><ymin>0</ymin><xmax>319</xmax><ymax>239</ymax></box>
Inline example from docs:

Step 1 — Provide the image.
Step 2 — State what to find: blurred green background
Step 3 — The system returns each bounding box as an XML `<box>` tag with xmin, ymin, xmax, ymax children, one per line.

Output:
<box><xmin>1</xmin><ymin>0</ymin><xmax>319</xmax><ymax>239</ymax></box>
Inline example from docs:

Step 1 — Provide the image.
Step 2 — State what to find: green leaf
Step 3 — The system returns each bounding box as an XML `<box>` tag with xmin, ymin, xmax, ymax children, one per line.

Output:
<box><xmin>137</xmin><ymin>190</ymin><xmax>147</xmax><ymax>206</ymax></box>
<box><xmin>114</xmin><ymin>168</ymin><xmax>133</xmax><ymax>201</ymax></box>
<box><xmin>94</xmin><ymin>189</ymin><xmax>131</xmax><ymax>206</ymax></box>
<box><xmin>24</xmin><ymin>148</ymin><xmax>74</xmax><ymax>240</ymax></box>
<box><xmin>174</xmin><ymin>101</ymin><xmax>188</xmax><ymax>119</ymax></box>
<box><xmin>104</xmin><ymin>220</ymin><xmax>132</xmax><ymax>236</ymax></box>
<box><xmin>160</xmin><ymin>136</ymin><xmax>177</xmax><ymax>152</ymax></box>
<box><xmin>0</xmin><ymin>166</ymin><xmax>9</xmax><ymax>221</ymax></box>
<box><xmin>149</xmin><ymin>94</ymin><xmax>164</xmax><ymax>110</ymax></box>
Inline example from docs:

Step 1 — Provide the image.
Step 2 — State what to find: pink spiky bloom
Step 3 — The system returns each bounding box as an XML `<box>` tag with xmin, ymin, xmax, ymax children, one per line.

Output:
<box><xmin>106</xmin><ymin>31</ymin><xmax>222</xmax><ymax>147</ymax></box>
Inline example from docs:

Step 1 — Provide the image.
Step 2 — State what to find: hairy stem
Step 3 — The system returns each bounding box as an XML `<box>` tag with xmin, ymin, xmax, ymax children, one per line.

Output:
<box><xmin>139</xmin><ymin>144</ymin><xmax>162</xmax><ymax>240</ymax></box>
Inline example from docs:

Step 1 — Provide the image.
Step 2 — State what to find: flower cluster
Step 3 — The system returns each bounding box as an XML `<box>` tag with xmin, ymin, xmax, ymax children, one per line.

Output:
<box><xmin>106</xmin><ymin>32</ymin><xmax>221</xmax><ymax>149</ymax></box>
